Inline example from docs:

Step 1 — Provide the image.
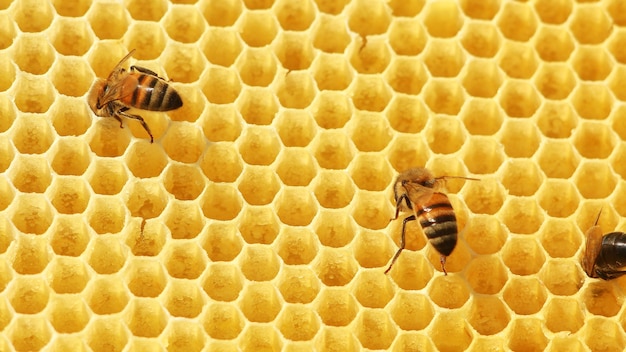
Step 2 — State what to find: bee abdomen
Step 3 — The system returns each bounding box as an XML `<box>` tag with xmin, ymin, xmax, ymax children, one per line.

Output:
<box><xmin>134</xmin><ymin>75</ymin><xmax>183</xmax><ymax>111</ymax></box>
<box><xmin>418</xmin><ymin>195</ymin><xmax>458</xmax><ymax>256</ymax></box>
<box><xmin>595</xmin><ymin>232</ymin><xmax>626</xmax><ymax>280</ymax></box>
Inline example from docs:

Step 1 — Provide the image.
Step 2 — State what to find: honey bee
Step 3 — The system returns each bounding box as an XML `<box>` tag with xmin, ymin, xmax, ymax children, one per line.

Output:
<box><xmin>385</xmin><ymin>167</ymin><xmax>477</xmax><ymax>275</ymax></box>
<box><xmin>582</xmin><ymin>210</ymin><xmax>626</xmax><ymax>280</ymax></box>
<box><xmin>87</xmin><ymin>49</ymin><xmax>183</xmax><ymax>143</ymax></box>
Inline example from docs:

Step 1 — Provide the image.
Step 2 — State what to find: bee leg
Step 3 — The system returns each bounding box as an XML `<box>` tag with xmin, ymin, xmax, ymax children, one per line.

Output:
<box><xmin>385</xmin><ymin>214</ymin><xmax>416</xmax><ymax>274</ymax></box>
<box><xmin>390</xmin><ymin>194</ymin><xmax>411</xmax><ymax>223</ymax></box>
<box><xmin>440</xmin><ymin>256</ymin><xmax>448</xmax><ymax>276</ymax></box>
<box><xmin>112</xmin><ymin>114</ymin><xmax>124</xmax><ymax>128</ymax></box>
<box><xmin>117</xmin><ymin>107</ymin><xmax>154</xmax><ymax>143</ymax></box>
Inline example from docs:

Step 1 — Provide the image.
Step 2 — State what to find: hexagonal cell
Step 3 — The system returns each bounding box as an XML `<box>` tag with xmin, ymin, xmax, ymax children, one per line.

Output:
<box><xmin>162</xmin><ymin>163</ymin><xmax>205</xmax><ymax>201</ymax></box>
<box><xmin>609</xmin><ymin>29</ymin><xmax>626</xmax><ymax>64</ymax></box>
<box><xmin>238</xmin><ymin>206</ymin><xmax>280</xmax><ymax>244</ymax></box>
<box><xmin>236</xmin><ymin>47</ymin><xmax>277</xmax><ymax>87</ymax></box>
<box><xmin>461</xmin><ymin>136</ymin><xmax>505</xmax><ymax>175</ymax></box>
<box><xmin>160</xmin><ymin>48</ymin><xmax>205</xmax><ymax>86</ymax></box>
<box><xmin>468</xmin><ymin>295</ymin><xmax>510</xmax><ymax>335</ymax></box>
<box><xmin>346</xmin><ymin>0</ymin><xmax>391</xmax><ymax>41</ymax></box>
<box><xmin>311</xmin><ymin>210</ymin><xmax>355</xmax><ymax>249</ymax></box>
<box><xmin>200</xmin><ymin>143</ymin><xmax>243</xmax><ymax>183</ymax></box>
<box><xmin>502</xmin><ymin>237</ymin><xmax>546</xmax><ymax>276</ymax></box>
<box><xmin>163</xmin><ymin>241</ymin><xmax>206</xmax><ymax>280</ymax></box>
<box><xmin>12</xmin><ymin>113</ymin><xmax>54</xmax><ymax>154</ymax></box>
<box><xmin>430</xmin><ymin>311</ymin><xmax>472</xmax><ymax>351</ymax></box>
<box><xmin>8</xmin><ymin>315</ymin><xmax>52</xmax><ymax>352</ymax></box>
<box><xmin>199</xmin><ymin>0</ymin><xmax>241</xmax><ymax>26</ymax></box>
<box><xmin>386</xmin><ymin>96</ymin><xmax>427</xmax><ymax>134</ymax></box>
<box><xmin>43</xmin><ymin>98</ymin><xmax>90</xmax><ymax>138</ymax></box>
<box><xmin>460</xmin><ymin>176</ymin><xmax>505</xmax><ymax>215</ymax></box>
<box><xmin>572</xmin><ymin>47</ymin><xmax>613</xmax><ymax>81</ymax></box>
<box><xmin>388</xmin><ymin>18</ymin><xmax>426</xmax><ymax>55</ymax></box>
<box><xmin>163</xmin><ymin>279</ymin><xmax>205</xmax><ymax>318</ymax></box>
<box><xmin>537</xmin><ymin>101</ymin><xmax>577</xmax><ymax>138</ymax></box>
<box><xmin>50</xmin><ymin>17</ymin><xmax>94</xmax><ymax>56</ymax></box>
<box><xmin>125</xmin><ymin>258</ymin><xmax>166</xmax><ymax>298</ymax></box>
<box><xmin>202</xmin><ymin>302</ymin><xmax>244</xmax><ymax>340</ymax></box>
<box><xmin>423</xmin><ymin>40</ymin><xmax>464</xmax><ymax>78</ymax></box>
<box><xmin>569</xmin><ymin>4</ymin><xmax>612</xmax><ymax>44</ymax></box>
<box><xmin>0</xmin><ymin>11</ymin><xmax>16</xmax><ymax>50</ymax></box>
<box><xmin>537</xmin><ymin>180</ymin><xmax>580</xmax><ymax>219</ymax></box>
<box><xmin>465</xmin><ymin>255</ymin><xmax>508</xmax><ymax>295</ymax></box>
<box><xmin>200</xmin><ymin>222</ymin><xmax>242</xmax><ymax>263</ymax></box>
<box><xmin>123</xmin><ymin>180</ymin><xmax>167</xmax><ymax>221</ymax></box>
<box><xmin>533</xmin><ymin>0</ymin><xmax>572</xmax><ymax>24</ymax></box>
<box><xmin>86</xmin><ymin>1</ymin><xmax>129</xmax><ymax>39</ymax></box>
<box><xmin>50</xmin><ymin>137</ymin><xmax>91</xmax><ymax>176</ymax></box>
<box><xmin>315</xmin><ymin>247</ymin><xmax>358</xmax><ymax>286</ymax></box>
<box><xmin>461</xmin><ymin>22</ymin><xmax>501</xmax><ymax>58</ymax></box>
<box><xmin>238</xmin><ymin>325</ymin><xmax>282</xmax><ymax>352</ymax></box>
<box><xmin>462</xmin><ymin>59</ymin><xmax>502</xmax><ymax>98</ymax></box>
<box><xmin>48</xmin><ymin>293</ymin><xmax>90</xmax><ymax>333</ymax></box>
<box><xmin>537</xmin><ymin>140</ymin><xmax>580</xmax><ymax>178</ymax></box>
<box><xmin>276</xmin><ymin>71</ymin><xmax>317</xmax><ymax>109</ymax></box>
<box><xmin>428</xmin><ymin>275</ymin><xmax>470</xmax><ymax>309</ymax></box>
<box><xmin>49</xmin><ymin>215</ymin><xmax>89</xmax><ymax>256</ymax></box>
<box><xmin>609</xmin><ymin>66</ymin><xmax>626</xmax><ymax>102</ymax></box>
<box><xmin>348</xmin><ymin>155</ymin><xmax>391</xmax><ymax>192</ymax></box>
<box><xmin>276</xmin><ymin>111</ymin><xmax>315</xmax><ymax>148</ymax></box>
<box><xmin>312</xmin><ymin>53</ymin><xmax>353</xmax><ymax>92</ymax></box>
<box><xmin>355</xmin><ymin>309</ymin><xmax>397</xmax><ymax>350</ymax></box>
<box><xmin>239</xmin><ymin>244</ymin><xmax>280</xmax><ymax>281</ymax></box>
<box><xmin>503</xmin><ymin>276</ymin><xmax>548</xmax><ymax>315</ymax></box>
<box><xmin>351</xmin><ymin>270</ymin><xmax>393</xmax><ymax>309</ymax></box>
<box><xmin>313</xmin><ymin>130</ymin><xmax>355</xmax><ymax>170</ymax></box>
<box><xmin>312</xmin><ymin>13</ymin><xmax>351</xmax><ymax>53</ymax></box>
<box><xmin>544</xmin><ymin>297</ymin><xmax>584</xmax><ymax>333</ymax></box>
<box><xmin>8</xmin><ymin>154</ymin><xmax>51</xmax><ymax>194</ymax></box>
<box><xmin>50</xmin><ymin>56</ymin><xmax>93</xmax><ymax>98</ymax></box>
<box><xmin>350</xmin><ymin>37</ymin><xmax>391</xmax><ymax>74</ymax></box>
<box><xmin>48</xmin><ymin>176</ymin><xmax>90</xmax><ymax>215</ymax></box>
<box><xmin>276</xmin><ymin>187</ymin><xmax>318</xmax><ymax>226</ymax></box>
<box><xmin>164</xmin><ymin>320</ymin><xmax>206</xmax><ymax>351</ymax></box>
<box><xmin>497</xmin><ymin>1</ymin><xmax>537</xmax><ymax>41</ymax></box>
<box><xmin>239</xmin><ymin>10</ymin><xmax>278</xmax><ymax>47</ymax></box>
<box><xmin>201</xmin><ymin>263</ymin><xmax>243</xmax><ymax>302</ymax></box>
<box><xmin>584</xmin><ymin>318</ymin><xmax>626</xmax><ymax>352</ymax></box>
<box><xmin>422</xmin><ymin>0</ymin><xmax>463</xmax><ymax>37</ymax></box>
<box><xmin>0</xmin><ymin>94</ymin><xmax>15</xmax><ymax>133</ymax></box>
<box><xmin>238</xmin><ymin>281</ymin><xmax>282</xmax><ymax>322</ymax></box>
<box><xmin>11</xmin><ymin>193</ymin><xmax>53</xmax><ymax>235</ymax></box>
<box><xmin>276</xmin><ymin>148</ymin><xmax>316</xmax><ymax>187</ymax></box>
<box><xmin>88</xmin><ymin>120</ymin><xmax>133</xmax><ymax>158</ymax></box>
<box><xmin>8</xmin><ymin>275</ymin><xmax>49</xmax><ymax>314</ymax></box>
<box><xmin>86</xmin><ymin>158</ymin><xmax>128</xmax><ymax>196</ymax></box>
<box><xmin>351</xmin><ymin>75</ymin><xmax>392</xmax><ymax>112</ymax></box>
<box><xmin>12</xmin><ymin>0</ymin><xmax>54</xmax><ymax>32</ymax></box>
<box><xmin>348</xmin><ymin>112</ymin><xmax>392</xmax><ymax>152</ymax></box>
<box><xmin>499</xmin><ymin>80</ymin><xmax>541</xmax><ymax>118</ymax></box>
<box><xmin>500</xmin><ymin>120</ymin><xmax>541</xmax><ymax>158</ymax></box>
<box><xmin>583</xmin><ymin>281</ymin><xmax>622</xmax><ymax>317</ymax></box>
<box><xmin>311</xmin><ymin>91</ymin><xmax>352</xmax><ymax>129</ymax></box>
<box><xmin>124</xmin><ymin>22</ymin><xmax>167</xmax><ymax>59</ymax></box>
<box><xmin>13</xmin><ymin>235</ymin><xmax>49</xmax><ymax>275</ymax></box>
<box><xmin>200</xmin><ymin>66</ymin><xmax>241</xmax><ymax>104</ymax></box>
<box><xmin>499</xmin><ymin>159</ymin><xmax>542</xmax><ymax>197</ymax></box>
<box><xmin>237</xmin><ymin>166</ymin><xmax>279</xmax><ymax>206</ymax></box>
<box><xmin>463</xmin><ymin>214</ymin><xmax>506</xmax><ymax>255</ymax></box>
<box><xmin>13</xmin><ymin>34</ymin><xmax>54</xmax><ymax>75</ymax></box>
<box><xmin>88</xmin><ymin>236</ymin><xmax>126</xmax><ymax>274</ymax></box>
<box><xmin>238</xmin><ymin>126</ymin><xmax>281</xmax><ymax>166</ymax></box>
<box><xmin>164</xmin><ymin>201</ymin><xmax>205</xmax><ymax>240</ymax></box>
<box><xmin>534</xmin><ymin>63</ymin><xmax>576</xmax><ymax>100</ymax></box>
<box><xmin>201</xmin><ymin>27</ymin><xmax>242</xmax><ymax>67</ymax></box>
<box><xmin>501</xmin><ymin>195</ymin><xmax>545</xmax><ymax>231</ymax></box>
<box><xmin>161</xmin><ymin>122</ymin><xmax>204</xmax><ymax>163</ymax></box>
<box><xmin>275</xmin><ymin>266</ymin><xmax>319</xmax><ymax>304</ymax></box>
<box><xmin>388</xmin><ymin>291</ymin><xmax>434</xmax><ymax>332</ymax></box>
<box><xmin>315</xmin><ymin>288</ymin><xmax>357</xmax><ymax>328</ymax></box>
<box><xmin>575</xmin><ymin>161</ymin><xmax>617</xmax><ymax>200</ymax></box>
<box><xmin>201</xmin><ymin>183</ymin><xmax>242</xmax><ymax>221</ymax></box>
<box><xmin>274</xmin><ymin>31</ymin><xmax>315</xmax><ymax>72</ymax></box>
<box><xmin>572</xmin><ymin>84</ymin><xmax>613</xmax><ymax>121</ymax></box>
<box><xmin>352</xmin><ymin>190</ymin><xmax>391</xmax><ymax>231</ymax></box>
<box><xmin>534</xmin><ymin>26</ymin><xmax>575</xmax><ymax>62</ymax></box>
<box><xmin>385</xmin><ymin>56</ymin><xmax>428</xmax><ymax>95</ymax></box>
<box><xmin>498</xmin><ymin>41</ymin><xmax>538</xmax><ymax>79</ymax></box>
<box><xmin>87</xmin><ymin>196</ymin><xmax>126</xmax><ymax>235</ymax></box>
<box><xmin>277</xmin><ymin>304</ymin><xmax>320</xmax><ymax>342</ymax></box>
<box><xmin>458</xmin><ymin>98</ymin><xmax>502</xmax><ymax>136</ymax></box>
<box><xmin>162</xmin><ymin>5</ymin><xmax>205</xmax><ymax>43</ymax></box>
<box><xmin>275</xmin><ymin>227</ymin><xmax>317</xmax><ymax>266</ymax></box>
<box><xmin>85</xmin><ymin>276</ymin><xmax>129</xmax><ymax>314</ymax></box>
<box><xmin>425</xmin><ymin>115</ymin><xmax>466</xmax><ymax>154</ymax></box>
<box><xmin>124</xmin><ymin>298</ymin><xmax>167</xmax><ymax>338</ymax></box>
<box><xmin>508</xmin><ymin>318</ymin><xmax>548</xmax><ymax>351</ymax></box>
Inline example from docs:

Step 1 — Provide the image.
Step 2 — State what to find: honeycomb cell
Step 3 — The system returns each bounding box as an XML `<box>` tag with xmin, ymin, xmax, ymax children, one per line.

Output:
<box><xmin>584</xmin><ymin>318</ymin><xmax>626</xmax><ymax>352</ymax></box>
<box><xmin>389</xmin><ymin>292</ymin><xmax>434</xmax><ymax>332</ymax></box>
<box><xmin>537</xmin><ymin>140</ymin><xmax>580</xmax><ymax>178</ymax></box>
<box><xmin>461</xmin><ymin>177</ymin><xmax>506</xmax><ymax>215</ymax></box>
<box><xmin>537</xmin><ymin>101</ymin><xmax>577</xmax><ymax>138</ymax></box>
<box><xmin>468</xmin><ymin>295</ymin><xmax>510</xmax><ymax>335</ymax></box>
<box><xmin>86</xmin><ymin>159</ymin><xmax>128</xmax><ymax>196</ymax></box>
<box><xmin>166</xmin><ymin>319</ymin><xmax>206</xmax><ymax>351</ymax></box>
<box><xmin>9</xmin><ymin>154</ymin><xmax>51</xmax><ymax>194</ymax></box>
<box><xmin>50</xmin><ymin>56</ymin><xmax>94</xmax><ymax>98</ymax></box>
<box><xmin>275</xmin><ymin>227</ymin><xmax>317</xmax><ymax>266</ymax></box>
<box><xmin>48</xmin><ymin>176</ymin><xmax>90</xmax><ymax>215</ymax></box>
<box><xmin>385</xmin><ymin>56</ymin><xmax>428</xmax><ymax>95</ymax></box>
<box><xmin>274</xmin><ymin>31</ymin><xmax>315</xmax><ymax>72</ymax></box>
<box><xmin>50</xmin><ymin>138</ymin><xmax>91</xmax><ymax>176</ymax></box>
<box><xmin>49</xmin><ymin>215</ymin><xmax>88</xmax><ymax>257</ymax></box>
<box><xmin>537</xmin><ymin>180</ymin><xmax>580</xmax><ymax>219</ymax></box>
<box><xmin>8</xmin><ymin>315</ymin><xmax>52</xmax><ymax>352</ymax></box>
<box><xmin>574</xmin><ymin>161</ymin><xmax>616</xmax><ymax>200</ymax></box>
<box><xmin>201</xmin><ymin>105</ymin><xmax>242</xmax><ymax>143</ymax></box>
<box><xmin>572</xmin><ymin>47</ymin><xmax>612</xmax><ymax>81</ymax></box>
<box><xmin>48</xmin><ymin>294</ymin><xmax>90</xmax><ymax>333</ymax></box>
<box><xmin>462</xmin><ymin>59</ymin><xmax>502</xmax><ymax>98</ymax></box>
<box><xmin>277</xmin><ymin>304</ymin><xmax>320</xmax><ymax>341</ymax></box>
<box><xmin>508</xmin><ymin>318</ymin><xmax>548</xmax><ymax>351</ymax></box>
<box><xmin>315</xmin><ymin>247</ymin><xmax>358</xmax><ymax>286</ymax></box>
<box><xmin>459</xmin><ymin>98</ymin><xmax>502</xmax><ymax>136</ymax></box>
<box><xmin>352</xmin><ymin>190</ymin><xmax>392</xmax><ymax>230</ymax></box>
<box><xmin>11</xmin><ymin>193</ymin><xmax>53</xmax><ymax>236</ymax></box>
<box><xmin>313</xmin><ymin>130</ymin><xmax>354</xmax><ymax>170</ymax></box>
<box><xmin>428</xmin><ymin>275</ymin><xmax>470</xmax><ymax>309</ymax></box>
<box><xmin>237</xmin><ymin>166</ymin><xmax>279</xmax><ymax>205</ymax></box>
<box><xmin>203</xmin><ymin>303</ymin><xmax>244</xmax><ymax>340</ymax></box>
<box><xmin>239</xmin><ymin>281</ymin><xmax>282</xmax><ymax>322</ymax></box>
<box><xmin>201</xmin><ymin>66</ymin><xmax>242</xmax><ymax>104</ymax></box>
<box><xmin>423</xmin><ymin>79</ymin><xmax>465</xmax><ymax>115</ymax></box>
<box><xmin>386</xmin><ymin>96</ymin><xmax>426</xmax><ymax>134</ymax></box>
<box><xmin>163</xmin><ymin>241</ymin><xmax>207</xmax><ymax>280</ymax></box>
<box><xmin>610</xmin><ymin>143</ymin><xmax>626</xmax><ymax>181</ymax></box>
<box><xmin>572</xmin><ymin>84</ymin><xmax>613</xmax><ymax>121</ymax></box>
<box><xmin>238</xmin><ymin>126</ymin><xmax>280</xmax><ymax>165</ymax></box>
<box><xmin>545</xmin><ymin>297</ymin><xmax>584</xmax><ymax>333</ymax></box>
<box><xmin>422</xmin><ymin>0</ymin><xmax>463</xmax><ymax>38</ymax></box>
<box><xmin>88</xmin><ymin>121</ymin><xmax>132</xmax><ymax>158</ymax></box>
<box><xmin>239</xmin><ymin>206</ymin><xmax>280</xmax><ymax>244</ymax></box>
<box><xmin>201</xmin><ymin>183</ymin><xmax>242</xmax><ymax>221</ymax></box>
<box><xmin>349</xmin><ymin>112</ymin><xmax>392</xmax><ymax>152</ymax></box>
<box><xmin>87</xmin><ymin>196</ymin><xmax>126</xmax><ymax>234</ymax></box>
<box><xmin>500</xmin><ymin>81</ymin><xmax>541</xmax><ymax>118</ymax></box>
<box><xmin>49</xmin><ymin>96</ymin><xmax>91</xmax><ymax>137</ymax></box>
<box><xmin>534</xmin><ymin>63</ymin><xmax>576</xmax><ymax>100</ymax></box>
<box><xmin>583</xmin><ymin>281</ymin><xmax>622</xmax><ymax>317</ymax></box>
<box><xmin>9</xmin><ymin>275</ymin><xmax>49</xmax><ymax>313</ymax></box>
<box><xmin>200</xmin><ymin>144</ymin><xmax>242</xmax><ymax>183</ymax></box>
<box><xmin>125</xmin><ymin>298</ymin><xmax>166</xmax><ymax>337</ymax></box>
<box><xmin>200</xmin><ymin>0</ymin><xmax>242</xmax><ymax>26</ymax></box>
<box><xmin>352</xmin><ymin>270</ymin><xmax>393</xmax><ymax>308</ymax></box>
<box><xmin>569</xmin><ymin>5</ymin><xmax>612</xmax><ymax>45</ymax></box>
<box><xmin>349</xmin><ymin>155</ymin><xmax>391</xmax><ymax>192</ymax></box>
<box><xmin>237</xmin><ymin>47</ymin><xmax>277</xmax><ymax>87</ymax></box>
<box><xmin>312</xmin><ymin>14</ymin><xmax>351</xmax><ymax>53</ymax></box>
<box><xmin>425</xmin><ymin>115</ymin><xmax>465</xmax><ymax>154</ymax></box>
<box><xmin>240</xmin><ymin>244</ymin><xmax>280</xmax><ymax>281</ymax></box>
<box><xmin>125</xmin><ymin>258</ymin><xmax>166</xmax><ymax>297</ymax></box>
<box><xmin>498</xmin><ymin>41</ymin><xmax>538</xmax><ymax>79</ymax></box>
<box><xmin>164</xmin><ymin>201</ymin><xmax>204</xmax><ymax>240</ymax></box>
<box><xmin>423</xmin><ymin>40</ymin><xmax>464</xmax><ymax>78</ymax></box>
<box><xmin>239</xmin><ymin>10</ymin><xmax>278</xmax><ymax>47</ymax></box>
<box><xmin>47</xmin><ymin>336</ymin><xmax>88</xmax><ymax>352</ymax></box>
<box><xmin>88</xmin><ymin>236</ymin><xmax>126</xmax><ymax>274</ymax></box>
<box><xmin>86</xmin><ymin>1</ymin><xmax>129</xmax><ymax>40</ymax></box>
<box><xmin>124</xmin><ymin>22</ymin><xmax>167</xmax><ymax>59</ymax></box>
<box><xmin>161</xmin><ymin>47</ymin><xmax>205</xmax><ymax>85</ymax></box>
<box><xmin>201</xmin><ymin>27</ymin><xmax>242</xmax><ymax>67</ymax></box>
<box><xmin>163</xmin><ymin>5</ymin><xmax>204</xmax><ymax>43</ymax></box>
<box><xmin>534</xmin><ymin>26</ymin><xmax>575</xmax><ymax>62</ymax></box>
<box><xmin>573</xmin><ymin>121</ymin><xmax>615</xmax><ymax>159</ymax></box>
<box><xmin>503</xmin><ymin>276</ymin><xmax>548</xmax><ymax>315</ymax></box>
<box><xmin>609</xmin><ymin>67</ymin><xmax>626</xmax><ymax>102</ymax></box>
<box><xmin>163</xmin><ymin>279</ymin><xmax>205</xmax><ymax>318</ymax></box>
<box><xmin>276</xmin><ymin>187</ymin><xmax>318</xmax><ymax>226</ymax></box>
<box><xmin>161</xmin><ymin>122</ymin><xmax>203</xmax><ymax>162</ymax></box>
<box><xmin>533</xmin><ymin>0</ymin><xmax>572</xmax><ymax>24</ymax></box>
<box><xmin>502</xmin><ymin>237</ymin><xmax>545</xmax><ymax>276</ymax></box>
<box><xmin>239</xmin><ymin>325</ymin><xmax>282</xmax><ymax>352</ymax></box>
<box><xmin>276</xmin><ymin>266</ymin><xmax>319</xmax><ymax>304</ymax></box>
<box><xmin>463</xmin><ymin>214</ymin><xmax>507</xmax><ymax>255</ymax></box>
<box><xmin>12</xmin><ymin>113</ymin><xmax>54</xmax><ymax>154</ymax></box>
<box><xmin>274</xmin><ymin>102</ymin><xmax>315</xmax><ymax>144</ymax></box>
<box><xmin>13</xmin><ymin>34</ymin><xmax>54</xmax><ymax>75</ymax></box>
<box><xmin>355</xmin><ymin>309</ymin><xmax>396</xmax><ymax>350</ymax></box>
<box><xmin>276</xmin><ymin>148</ymin><xmax>316</xmax><ymax>186</ymax></box>
<box><xmin>0</xmin><ymin>12</ymin><xmax>16</xmax><ymax>50</ymax></box>
<box><xmin>347</xmin><ymin>0</ymin><xmax>391</xmax><ymax>41</ymax></box>
<box><xmin>237</xmin><ymin>88</ymin><xmax>278</xmax><ymax>125</ymax></box>
<box><xmin>608</xmin><ymin>0</ymin><xmax>626</xmax><ymax>26</ymax></box>
<box><xmin>202</xmin><ymin>263</ymin><xmax>243</xmax><ymax>302</ymax></box>
<box><xmin>462</xmin><ymin>136</ymin><xmax>505</xmax><ymax>174</ymax></box>
<box><xmin>609</xmin><ymin>29</ymin><xmax>626</xmax><ymax>64</ymax></box>
<box><xmin>497</xmin><ymin>2</ymin><xmax>537</xmax><ymax>41</ymax></box>
<box><xmin>276</xmin><ymin>70</ymin><xmax>317</xmax><ymax>109</ymax></box>
<box><xmin>313</xmin><ymin>210</ymin><xmax>355</xmax><ymax>248</ymax></box>
<box><xmin>462</xmin><ymin>22</ymin><xmax>501</xmax><ymax>58</ymax></box>
<box><xmin>14</xmin><ymin>75</ymin><xmax>55</xmax><ymax>114</ymax></box>
<box><xmin>50</xmin><ymin>17</ymin><xmax>93</xmax><ymax>56</ymax></box>
<box><xmin>163</xmin><ymin>163</ymin><xmax>205</xmax><ymax>201</ymax></box>
<box><xmin>465</xmin><ymin>255</ymin><xmax>508</xmax><ymax>295</ymax></box>
<box><xmin>388</xmin><ymin>18</ymin><xmax>426</xmax><ymax>56</ymax></box>
<box><xmin>311</xmin><ymin>91</ymin><xmax>351</xmax><ymax>129</ymax></box>
<box><xmin>499</xmin><ymin>159</ymin><xmax>542</xmax><ymax>197</ymax></box>
<box><xmin>86</xmin><ymin>317</ymin><xmax>129</xmax><ymax>352</ymax></box>
<box><xmin>500</xmin><ymin>120</ymin><xmax>541</xmax><ymax>158</ymax></box>
<box><xmin>85</xmin><ymin>275</ymin><xmax>129</xmax><ymax>314</ymax></box>
<box><xmin>12</xmin><ymin>0</ymin><xmax>53</xmax><ymax>32</ymax></box>
<box><xmin>430</xmin><ymin>311</ymin><xmax>472</xmax><ymax>351</ymax></box>
<box><xmin>351</xmin><ymin>75</ymin><xmax>391</xmax><ymax>112</ymax></box>
<box><xmin>312</xmin><ymin>53</ymin><xmax>353</xmax><ymax>91</ymax></box>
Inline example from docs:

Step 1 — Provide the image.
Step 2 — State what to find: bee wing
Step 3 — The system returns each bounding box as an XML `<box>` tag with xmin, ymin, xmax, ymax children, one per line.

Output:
<box><xmin>402</xmin><ymin>181</ymin><xmax>436</xmax><ymax>210</ymax></box>
<box><xmin>98</xmin><ymin>74</ymin><xmax>138</xmax><ymax>108</ymax></box>
<box><xmin>107</xmin><ymin>49</ymin><xmax>136</xmax><ymax>80</ymax></box>
<box><xmin>583</xmin><ymin>225</ymin><xmax>604</xmax><ymax>278</ymax></box>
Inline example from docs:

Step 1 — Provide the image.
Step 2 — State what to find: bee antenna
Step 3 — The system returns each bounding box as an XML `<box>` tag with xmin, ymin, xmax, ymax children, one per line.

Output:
<box><xmin>435</xmin><ymin>175</ymin><xmax>480</xmax><ymax>182</ymax></box>
<box><xmin>594</xmin><ymin>208</ymin><xmax>602</xmax><ymax>226</ymax></box>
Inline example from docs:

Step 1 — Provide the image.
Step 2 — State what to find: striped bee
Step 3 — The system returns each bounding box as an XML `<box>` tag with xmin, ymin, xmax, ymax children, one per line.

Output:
<box><xmin>385</xmin><ymin>167</ymin><xmax>476</xmax><ymax>275</ymax></box>
<box><xmin>582</xmin><ymin>210</ymin><xmax>626</xmax><ymax>280</ymax></box>
<box><xmin>87</xmin><ymin>49</ymin><xmax>183</xmax><ymax>143</ymax></box>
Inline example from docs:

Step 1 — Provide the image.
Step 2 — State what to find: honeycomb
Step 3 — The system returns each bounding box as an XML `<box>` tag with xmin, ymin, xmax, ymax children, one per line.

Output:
<box><xmin>3</xmin><ymin>0</ymin><xmax>626</xmax><ymax>351</ymax></box>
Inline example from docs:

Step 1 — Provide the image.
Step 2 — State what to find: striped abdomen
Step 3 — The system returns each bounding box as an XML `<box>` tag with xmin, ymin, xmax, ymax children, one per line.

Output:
<box><xmin>122</xmin><ymin>73</ymin><xmax>183</xmax><ymax>112</ymax></box>
<box><xmin>417</xmin><ymin>192</ymin><xmax>457</xmax><ymax>257</ymax></box>
<box><xmin>594</xmin><ymin>232</ymin><xmax>626</xmax><ymax>280</ymax></box>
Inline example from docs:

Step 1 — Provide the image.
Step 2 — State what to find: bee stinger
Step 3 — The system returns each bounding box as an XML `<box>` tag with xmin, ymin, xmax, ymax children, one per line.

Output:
<box><xmin>87</xmin><ymin>49</ymin><xmax>183</xmax><ymax>143</ymax></box>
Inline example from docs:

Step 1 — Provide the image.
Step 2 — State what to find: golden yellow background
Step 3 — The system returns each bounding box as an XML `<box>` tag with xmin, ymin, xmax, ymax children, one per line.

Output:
<box><xmin>1</xmin><ymin>0</ymin><xmax>626</xmax><ymax>351</ymax></box>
